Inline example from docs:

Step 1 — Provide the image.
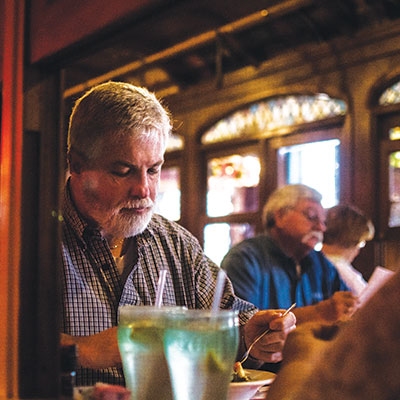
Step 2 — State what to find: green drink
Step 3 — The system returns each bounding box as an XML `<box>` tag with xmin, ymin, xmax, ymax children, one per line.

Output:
<box><xmin>163</xmin><ymin>310</ymin><xmax>239</xmax><ymax>400</ymax></box>
<box><xmin>118</xmin><ymin>306</ymin><xmax>182</xmax><ymax>400</ymax></box>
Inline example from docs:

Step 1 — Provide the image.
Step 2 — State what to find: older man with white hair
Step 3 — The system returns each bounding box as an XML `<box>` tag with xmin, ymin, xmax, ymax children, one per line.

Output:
<box><xmin>222</xmin><ymin>184</ymin><xmax>358</xmax><ymax>328</ymax></box>
<box><xmin>60</xmin><ymin>82</ymin><xmax>296</xmax><ymax>386</ymax></box>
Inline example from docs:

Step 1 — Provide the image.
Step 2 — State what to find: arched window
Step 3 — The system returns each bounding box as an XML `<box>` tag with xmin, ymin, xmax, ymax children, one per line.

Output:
<box><xmin>379</xmin><ymin>81</ymin><xmax>400</xmax><ymax>106</ymax></box>
<box><xmin>202</xmin><ymin>94</ymin><xmax>346</xmax><ymax>144</ymax></box>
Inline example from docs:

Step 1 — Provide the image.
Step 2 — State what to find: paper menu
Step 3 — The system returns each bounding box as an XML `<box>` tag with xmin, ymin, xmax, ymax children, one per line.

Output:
<box><xmin>358</xmin><ymin>266</ymin><xmax>395</xmax><ymax>307</ymax></box>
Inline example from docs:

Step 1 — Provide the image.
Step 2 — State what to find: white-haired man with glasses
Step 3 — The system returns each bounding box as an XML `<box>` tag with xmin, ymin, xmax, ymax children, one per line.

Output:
<box><xmin>222</xmin><ymin>184</ymin><xmax>358</xmax><ymax>332</ymax></box>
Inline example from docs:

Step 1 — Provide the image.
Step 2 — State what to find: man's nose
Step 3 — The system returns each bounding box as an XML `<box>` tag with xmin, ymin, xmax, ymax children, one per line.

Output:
<box><xmin>129</xmin><ymin>173</ymin><xmax>150</xmax><ymax>198</ymax></box>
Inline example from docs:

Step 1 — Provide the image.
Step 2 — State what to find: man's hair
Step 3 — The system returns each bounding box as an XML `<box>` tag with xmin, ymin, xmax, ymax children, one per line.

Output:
<box><xmin>323</xmin><ymin>204</ymin><xmax>375</xmax><ymax>248</ymax></box>
<box><xmin>67</xmin><ymin>81</ymin><xmax>172</xmax><ymax>165</ymax></box>
<box><xmin>262</xmin><ymin>184</ymin><xmax>322</xmax><ymax>231</ymax></box>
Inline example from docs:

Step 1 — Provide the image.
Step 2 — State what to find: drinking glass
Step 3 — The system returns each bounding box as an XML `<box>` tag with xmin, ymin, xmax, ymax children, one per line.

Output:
<box><xmin>163</xmin><ymin>309</ymin><xmax>239</xmax><ymax>400</ymax></box>
<box><xmin>118</xmin><ymin>305</ymin><xmax>182</xmax><ymax>400</ymax></box>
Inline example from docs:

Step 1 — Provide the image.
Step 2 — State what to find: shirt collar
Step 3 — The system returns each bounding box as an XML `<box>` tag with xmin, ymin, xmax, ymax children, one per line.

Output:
<box><xmin>266</xmin><ymin>234</ymin><xmax>314</xmax><ymax>272</ymax></box>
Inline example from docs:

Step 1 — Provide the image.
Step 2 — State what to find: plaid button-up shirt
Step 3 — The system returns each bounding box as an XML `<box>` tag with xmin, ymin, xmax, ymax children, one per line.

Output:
<box><xmin>61</xmin><ymin>182</ymin><xmax>257</xmax><ymax>386</ymax></box>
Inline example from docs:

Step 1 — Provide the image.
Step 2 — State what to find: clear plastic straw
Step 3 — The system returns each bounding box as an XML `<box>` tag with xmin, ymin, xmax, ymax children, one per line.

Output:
<box><xmin>211</xmin><ymin>269</ymin><xmax>226</xmax><ymax>314</ymax></box>
<box><xmin>155</xmin><ymin>269</ymin><xmax>168</xmax><ymax>307</ymax></box>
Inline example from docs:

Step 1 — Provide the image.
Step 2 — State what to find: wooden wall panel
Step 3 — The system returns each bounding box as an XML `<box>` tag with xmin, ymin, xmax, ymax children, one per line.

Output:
<box><xmin>0</xmin><ymin>0</ymin><xmax>24</xmax><ymax>397</ymax></box>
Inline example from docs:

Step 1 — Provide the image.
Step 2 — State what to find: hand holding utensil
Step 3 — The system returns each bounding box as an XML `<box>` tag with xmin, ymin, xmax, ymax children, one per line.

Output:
<box><xmin>239</xmin><ymin>303</ymin><xmax>296</xmax><ymax>364</ymax></box>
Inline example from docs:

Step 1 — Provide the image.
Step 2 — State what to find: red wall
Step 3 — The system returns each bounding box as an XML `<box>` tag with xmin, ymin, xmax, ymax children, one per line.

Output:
<box><xmin>0</xmin><ymin>0</ymin><xmax>4</xmax><ymax>76</ymax></box>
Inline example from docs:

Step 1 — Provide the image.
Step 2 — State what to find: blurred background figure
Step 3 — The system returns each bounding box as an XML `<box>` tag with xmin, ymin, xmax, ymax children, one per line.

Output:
<box><xmin>322</xmin><ymin>204</ymin><xmax>375</xmax><ymax>296</ymax></box>
<box><xmin>222</xmin><ymin>184</ymin><xmax>357</xmax><ymax>328</ymax></box>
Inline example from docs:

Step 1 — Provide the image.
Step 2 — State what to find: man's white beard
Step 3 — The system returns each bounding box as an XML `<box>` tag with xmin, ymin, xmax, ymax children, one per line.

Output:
<box><xmin>105</xmin><ymin>204</ymin><xmax>154</xmax><ymax>238</ymax></box>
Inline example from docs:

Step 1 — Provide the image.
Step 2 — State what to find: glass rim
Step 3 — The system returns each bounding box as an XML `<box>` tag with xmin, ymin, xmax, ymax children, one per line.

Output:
<box><xmin>118</xmin><ymin>305</ymin><xmax>238</xmax><ymax>321</ymax></box>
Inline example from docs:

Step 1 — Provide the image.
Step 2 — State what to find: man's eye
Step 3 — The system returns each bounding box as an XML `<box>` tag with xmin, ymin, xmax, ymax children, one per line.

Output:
<box><xmin>148</xmin><ymin>167</ymin><xmax>160</xmax><ymax>175</ymax></box>
<box><xmin>112</xmin><ymin>168</ymin><xmax>130</xmax><ymax>177</ymax></box>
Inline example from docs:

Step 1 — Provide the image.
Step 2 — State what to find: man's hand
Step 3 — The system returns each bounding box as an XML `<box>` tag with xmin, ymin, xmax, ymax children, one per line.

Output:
<box><xmin>243</xmin><ymin>309</ymin><xmax>296</xmax><ymax>363</ymax></box>
<box><xmin>316</xmin><ymin>291</ymin><xmax>359</xmax><ymax>322</ymax></box>
<box><xmin>60</xmin><ymin>327</ymin><xmax>121</xmax><ymax>369</ymax></box>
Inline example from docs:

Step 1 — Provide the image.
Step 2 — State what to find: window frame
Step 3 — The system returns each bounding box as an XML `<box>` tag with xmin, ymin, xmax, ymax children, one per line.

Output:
<box><xmin>200</xmin><ymin>141</ymin><xmax>264</xmax><ymax>237</ymax></box>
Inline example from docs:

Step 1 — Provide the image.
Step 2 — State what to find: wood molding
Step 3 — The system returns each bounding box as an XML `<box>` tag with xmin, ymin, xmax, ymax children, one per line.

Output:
<box><xmin>0</xmin><ymin>0</ymin><xmax>24</xmax><ymax>397</ymax></box>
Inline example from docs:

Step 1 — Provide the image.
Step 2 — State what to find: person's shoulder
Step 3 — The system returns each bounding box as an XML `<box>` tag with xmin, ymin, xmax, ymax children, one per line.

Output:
<box><xmin>223</xmin><ymin>235</ymin><xmax>271</xmax><ymax>264</ymax></box>
<box><xmin>147</xmin><ymin>213</ymin><xmax>197</xmax><ymax>241</ymax></box>
<box><xmin>224</xmin><ymin>235</ymin><xmax>267</xmax><ymax>257</ymax></box>
<box><xmin>308</xmin><ymin>250</ymin><xmax>349</xmax><ymax>285</ymax></box>
<box><xmin>307</xmin><ymin>250</ymin><xmax>342</xmax><ymax>273</ymax></box>
<box><xmin>235</xmin><ymin>234</ymin><xmax>268</xmax><ymax>248</ymax></box>
<box><xmin>309</xmin><ymin>249</ymin><xmax>335</xmax><ymax>264</ymax></box>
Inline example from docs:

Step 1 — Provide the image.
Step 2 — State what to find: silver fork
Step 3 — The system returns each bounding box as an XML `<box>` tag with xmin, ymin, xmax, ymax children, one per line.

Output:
<box><xmin>239</xmin><ymin>303</ymin><xmax>296</xmax><ymax>364</ymax></box>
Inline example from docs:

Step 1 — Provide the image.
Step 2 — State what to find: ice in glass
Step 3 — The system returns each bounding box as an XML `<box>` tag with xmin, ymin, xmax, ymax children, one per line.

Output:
<box><xmin>164</xmin><ymin>309</ymin><xmax>239</xmax><ymax>400</ymax></box>
<box><xmin>118</xmin><ymin>306</ymin><xmax>239</xmax><ymax>400</ymax></box>
<box><xmin>118</xmin><ymin>306</ymin><xmax>179</xmax><ymax>400</ymax></box>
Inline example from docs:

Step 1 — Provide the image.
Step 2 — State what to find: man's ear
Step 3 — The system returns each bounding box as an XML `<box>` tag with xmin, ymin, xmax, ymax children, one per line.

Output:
<box><xmin>68</xmin><ymin>151</ymin><xmax>85</xmax><ymax>174</ymax></box>
<box><xmin>274</xmin><ymin>209</ymin><xmax>287</xmax><ymax>228</ymax></box>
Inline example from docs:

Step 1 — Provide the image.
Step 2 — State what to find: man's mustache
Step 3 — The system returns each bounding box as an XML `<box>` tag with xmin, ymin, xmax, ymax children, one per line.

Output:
<box><xmin>122</xmin><ymin>199</ymin><xmax>154</xmax><ymax>209</ymax></box>
<box><xmin>302</xmin><ymin>230</ymin><xmax>323</xmax><ymax>244</ymax></box>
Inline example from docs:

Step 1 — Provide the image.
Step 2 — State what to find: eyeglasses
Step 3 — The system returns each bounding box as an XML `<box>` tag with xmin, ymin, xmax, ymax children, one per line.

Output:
<box><xmin>291</xmin><ymin>208</ymin><xmax>326</xmax><ymax>227</ymax></box>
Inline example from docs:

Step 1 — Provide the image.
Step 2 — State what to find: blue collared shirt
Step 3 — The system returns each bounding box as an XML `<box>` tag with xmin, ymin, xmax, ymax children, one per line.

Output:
<box><xmin>221</xmin><ymin>235</ymin><xmax>349</xmax><ymax>310</ymax></box>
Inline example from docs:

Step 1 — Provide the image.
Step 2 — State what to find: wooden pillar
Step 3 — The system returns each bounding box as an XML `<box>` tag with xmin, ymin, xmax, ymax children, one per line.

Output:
<box><xmin>0</xmin><ymin>0</ymin><xmax>24</xmax><ymax>398</ymax></box>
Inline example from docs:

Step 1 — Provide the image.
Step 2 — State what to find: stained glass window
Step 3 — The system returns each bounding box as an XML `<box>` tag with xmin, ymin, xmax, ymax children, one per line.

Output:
<box><xmin>389</xmin><ymin>126</ymin><xmax>400</xmax><ymax>140</ymax></box>
<box><xmin>207</xmin><ymin>153</ymin><xmax>260</xmax><ymax>217</ymax></box>
<box><xmin>204</xmin><ymin>153</ymin><xmax>260</xmax><ymax>264</ymax></box>
<box><xmin>202</xmin><ymin>94</ymin><xmax>347</xmax><ymax>144</ymax></box>
<box><xmin>379</xmin><ymin>81</ymin><xmax>400</xmax><ymax>105</ymax></box>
